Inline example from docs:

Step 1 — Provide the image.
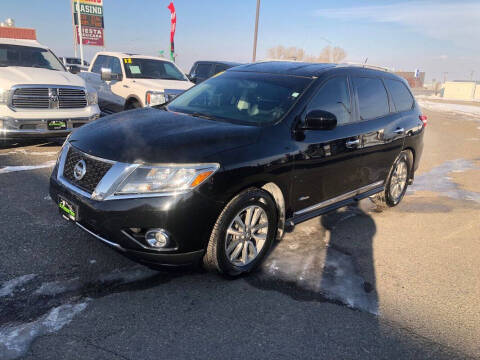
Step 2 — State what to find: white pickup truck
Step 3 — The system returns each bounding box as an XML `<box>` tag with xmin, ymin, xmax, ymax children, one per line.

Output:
<box><xmin>0</xmin><ymin>38</ymin><xmax>100</xmax><ymax>141</ymax></box>
<box><xmin>80</xmin><ymin>52</ymin><xmax>194</xmax><ymax>114</ymax></box>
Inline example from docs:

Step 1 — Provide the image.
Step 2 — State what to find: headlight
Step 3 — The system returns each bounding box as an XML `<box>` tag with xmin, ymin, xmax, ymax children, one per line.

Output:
<box><xmin>0</xmin><ymin>88</ymin><xmax>10</xmax><ymax>104</ymax></box>
<box><xmin>146</xmin><ymin>91</ymin><xmax>166</xmax><ymax>107</ymax></box>
<box><xmin>86</xmin><ymin>91</ymin><xmax>98</xmax><ymax>105</ymax></box>
<box><xmin>115</xmin><ymin>163</ymin><xmax>219</xmax><ymax>194</ymax></box>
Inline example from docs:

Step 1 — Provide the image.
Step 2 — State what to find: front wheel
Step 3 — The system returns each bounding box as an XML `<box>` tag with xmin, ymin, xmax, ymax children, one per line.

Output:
<box><xmin>371</xmin><ymin>150</ymin><xmax>411</xmax><ymax>207</ymax></box>
<box><xmin>203</xmin><ymin>188</ymin><xmax>278</xmax><ymax>277</ymax></box>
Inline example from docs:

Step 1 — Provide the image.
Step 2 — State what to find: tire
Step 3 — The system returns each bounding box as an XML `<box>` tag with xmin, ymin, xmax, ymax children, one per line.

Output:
<box><xmin>203</xmin><ymin>188</ymin><xmax>278</xmax><ymax>277</ymax></box>
<box><xmin>125</xmin><ymin>100</ymin><xmax>141</xmax><ymax>110</ymax></box>
<box><xmin>371</xmin><ymin>150</ymin><xmax>411</xmax><ymax>207</ymax></box>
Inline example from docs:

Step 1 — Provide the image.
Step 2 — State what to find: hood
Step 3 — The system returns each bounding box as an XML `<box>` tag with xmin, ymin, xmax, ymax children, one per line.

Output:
<box><xmin>0</xmin><ymin>67</ymin><xmax>86</xmax><ymax>89</ymax></box>
<box><xmin>69</xmin><ymin>108</ymin><xmax>261</xmax><ymax>164</ymax></box>
<box><xmin>128</xmin><ymin>78</ymin><xmax>193</xmax><ymax>91</ymax></box>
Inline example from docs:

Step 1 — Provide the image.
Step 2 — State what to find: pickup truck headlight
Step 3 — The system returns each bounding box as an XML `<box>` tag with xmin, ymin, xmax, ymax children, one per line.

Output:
<box><xmin>0</xmin><ymin>88</ymin><xmax>10</xmax><ymax>104</ymax></box>
<box><xmin>146</xmin><ymin>91</ymin><xmax>166</xmax><ymax>107</ymax></box>
<box><xmin>115</xmin><ymin>163</ymin><xmax>219</xmax><ymax>195</ymax></box>
<box><xmin>86</xmin><ymin>91</ymin><xmax>98</xmax><ymax>105</ymax></box>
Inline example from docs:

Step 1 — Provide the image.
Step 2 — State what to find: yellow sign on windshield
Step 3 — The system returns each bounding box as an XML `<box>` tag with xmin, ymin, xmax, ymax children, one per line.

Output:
<box><xmin>123</xmin><ymin>58</ymin><xmax>132</xmax><ymax>64</ymax></box>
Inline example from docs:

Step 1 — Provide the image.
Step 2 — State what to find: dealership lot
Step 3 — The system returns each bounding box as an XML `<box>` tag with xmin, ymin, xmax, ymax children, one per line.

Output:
<box><xmin>1</xmin><ymin>103</ymin><xmax>479</xmax><ymax>359</ymax></box>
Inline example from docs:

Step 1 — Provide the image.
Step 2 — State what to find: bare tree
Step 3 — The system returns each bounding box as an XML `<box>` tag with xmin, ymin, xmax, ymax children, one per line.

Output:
<box><xmin>266</xmin><ymin>45</ymin><xmax>347</xmax><ymax>63</ymax></box>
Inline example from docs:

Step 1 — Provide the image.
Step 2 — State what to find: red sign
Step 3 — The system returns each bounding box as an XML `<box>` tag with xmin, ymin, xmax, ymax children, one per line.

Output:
<box><xmin>0</xmin><ymin>27</ymin><xmax>36</xmax><ymax>40</ymax></box>
<box><xmin>76</xmin><ymin>25</ymin><xmax>104</xmax><ymax>46</ymax></box>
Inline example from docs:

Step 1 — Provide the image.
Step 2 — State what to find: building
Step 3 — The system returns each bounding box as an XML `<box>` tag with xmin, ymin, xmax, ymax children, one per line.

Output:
<box><xmin>443</xmin><ymin>81</ymin><xmax>480</xmax><ymax>101</ymax></box>
<box><xmin>394</xmin><ymin>71</ymin><xmax>426</xmax><ymax>88</ymax></box>
<box><xmin>0</xmin><ymin>26</ymin><xmax>36</xmax><ymax>40</ymax></box>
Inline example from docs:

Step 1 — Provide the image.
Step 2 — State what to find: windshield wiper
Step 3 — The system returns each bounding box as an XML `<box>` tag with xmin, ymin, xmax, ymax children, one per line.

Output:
<box><xmin>189</xmin><ymin>112</ymin><xmax>215</xmax><ymax>120</ymax></box>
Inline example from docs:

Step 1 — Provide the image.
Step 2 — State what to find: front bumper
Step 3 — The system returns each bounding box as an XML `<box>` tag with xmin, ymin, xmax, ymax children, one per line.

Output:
<box><xmin>0</xmin><ymin>104</ymin><xmax>101</xmax><ymax>139</ymax></box>
<box><xmin>49</xmin><ymin>171</ymin><xmax>223</xmax><ymax>267</ymax></box>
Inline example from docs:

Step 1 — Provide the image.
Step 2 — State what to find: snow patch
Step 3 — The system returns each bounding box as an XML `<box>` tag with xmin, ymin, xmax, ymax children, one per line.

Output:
<box><xmin>0</xmin><ymin>150</ymin><xmax>58</xmax><ymax>156</ymax></box>
<box><xmin>409</xmin><ymin>159</ymin><xmax>480</xmax><ymax>202</ymax></box>
<box><xmin>0</xmin><ymin>275</ymin><xmax>36</xmax><ymax>297</ymax></box>
<box><xmin>0</xmin><ymin>302</ymin><xmax>88</xmax><ymax>360</ymax></box>
<box><xmin>258</xmin><ymin>218</ymin><xmax>378</xmax><ymax>314</ymax></box>
<box><xmin>417</xmin><ymin>99</ymin><xmax>480</xmax><ymax>120</ymax></box>
<box><xmin>0</xmin><ymin>161</ymin><xmax>56</xmax><ymax>174</ymax></box>
<box><xmin>34</xmin><ymin>278</ymin><xmax>82</xmax><ymax>296</ymax></box>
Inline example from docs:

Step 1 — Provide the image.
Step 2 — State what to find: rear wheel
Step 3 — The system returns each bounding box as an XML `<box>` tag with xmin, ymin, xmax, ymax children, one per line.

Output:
<box><xmin>203</xmin><ymin>188</ymin><xmax>278</xmax><ymax>277</ymax></box>
<box><xmin>371</xmin><ymin>150</ymin><xmax>411</xmax><ymax>207</ymax></box>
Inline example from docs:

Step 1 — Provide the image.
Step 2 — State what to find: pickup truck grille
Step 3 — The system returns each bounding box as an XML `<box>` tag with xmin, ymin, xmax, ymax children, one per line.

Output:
<box><xmin>63</xmin><ymin>146</ymin><xmax>113</xmax><ymax>193</ymax></box>
<box><xmin>11</xmin><ymin>87</ymin><xmax>87</xmax><ymax>109</ymax></box>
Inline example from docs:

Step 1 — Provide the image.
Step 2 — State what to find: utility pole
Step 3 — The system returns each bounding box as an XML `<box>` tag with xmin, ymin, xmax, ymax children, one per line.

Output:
<box><xmin>252</xmin><ymin>0</ymin><xmax>260</xmax><ymax>62</ymax></box>
<box><xmin>76</xmin><ymin>0</ymin><xmax>84</xmax><ymax>65</ymax></box>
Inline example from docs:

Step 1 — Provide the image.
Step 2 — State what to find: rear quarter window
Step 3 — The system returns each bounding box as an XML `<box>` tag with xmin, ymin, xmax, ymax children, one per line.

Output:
<box><xmin>385</xmin><ymin>79</ymin><xmax>414</xmax><ymax>112</ymax></box>
<box><xmin>353</xmin><ymin>77</ymin><xmax>390</xmax><ymax>120</ymax></box>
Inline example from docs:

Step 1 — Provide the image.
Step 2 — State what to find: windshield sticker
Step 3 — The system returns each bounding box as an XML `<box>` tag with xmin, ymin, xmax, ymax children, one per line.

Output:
<box><xmin>292</xmin><ymin>92</ymin><xmax>300</xmax><ymax>98</ymax></box>
<box><xmin>123</xmin><ymin>58</ymin><xmax>132</xmax><ymax>64</ymax></box>
<box><xmin>128</xmin><ymin>65</ymin><xmax>141</xmax><ymax>74</ymax></box>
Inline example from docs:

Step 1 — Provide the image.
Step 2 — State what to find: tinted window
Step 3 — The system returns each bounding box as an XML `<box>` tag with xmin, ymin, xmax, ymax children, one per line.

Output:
<box><xmin>353</xmin><ymin>77</ymin><xmax>389</xmax><ymax>120</ymax></box>
<box><xmin>168</xmin><ymin>72</ymin><xmax>311</xmax><ymax>126</ymax></box>
<box><xmin>91</xmin><ymin>55</ymin><xmax>108</xmax><ymax>73</ymax></box>
<box><xmin>385</xmin><ymin>79</ymin><xmax>414</xmax><ymax>112</ymax></box>
<box><xmin>194</xmin><ymin>63</ymin><xmax>212</xmax><ymax>78</ymax></box>
<box><xmin>307</xmin><ymin>76</ymin><xmax>352</xmax><ymax>125</ymax></box>
<box><xmin>214</xmin><ymin>64</ymin><xmax>230</xmax><ymax>74</ymax></box>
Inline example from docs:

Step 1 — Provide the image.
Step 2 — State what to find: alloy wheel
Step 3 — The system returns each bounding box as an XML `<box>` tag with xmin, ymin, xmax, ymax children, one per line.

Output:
<box><xmin>225</xmin><ymin>205</ymin><xmax>269</xmax><ymax>266</ymax></box>
<box><xmin>389</xmin><ymin>158</ymin><xmax>408</xmax><ymax>203</ymax></box>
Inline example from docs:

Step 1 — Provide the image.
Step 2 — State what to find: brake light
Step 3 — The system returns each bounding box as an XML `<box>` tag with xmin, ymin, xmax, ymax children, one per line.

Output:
<box><xmin>419</xmin><ymin>115</ymin><xmax>427</xmax><ymax>127</ymax></box>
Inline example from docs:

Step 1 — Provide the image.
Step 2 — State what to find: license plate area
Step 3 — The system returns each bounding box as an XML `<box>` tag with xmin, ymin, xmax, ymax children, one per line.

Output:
<box><xmin>48</xmin><ymin>120</ymin><xmax>67</xmax><ymax>130</ymax></box>
<box><xmin>58</xmin><ymin>196</ymin><xmax>78</xmax><ymax>221</ymax></box>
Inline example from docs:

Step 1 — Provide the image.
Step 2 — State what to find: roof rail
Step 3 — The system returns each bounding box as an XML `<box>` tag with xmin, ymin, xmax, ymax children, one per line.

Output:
<box><xmin>337</xmin><ymin>62</ymin><xmax>392</xmax><ymax>72</ymax></box>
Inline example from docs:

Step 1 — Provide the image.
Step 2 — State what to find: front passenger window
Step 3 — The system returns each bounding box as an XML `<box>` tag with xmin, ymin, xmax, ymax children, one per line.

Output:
<box><xmin>307</xmin><ymin>76</ymin><xmax>352</xmax><ymax>125</ymax></box>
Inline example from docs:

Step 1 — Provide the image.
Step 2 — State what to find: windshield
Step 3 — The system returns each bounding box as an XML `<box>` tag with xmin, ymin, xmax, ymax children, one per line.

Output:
<box><xmin>123</xmin><ymin>58</ymin><xmax>187</xmax><ymax>80</ymax></box>
<box><xmin>167</xmin><ymin>71</ymin><xmax>312</xmax><ymax>125</ymax></box>
<box><xmin>0</xmin><ymin>44</ymin><xmax>65</xmax><ymax>71</ymax></box>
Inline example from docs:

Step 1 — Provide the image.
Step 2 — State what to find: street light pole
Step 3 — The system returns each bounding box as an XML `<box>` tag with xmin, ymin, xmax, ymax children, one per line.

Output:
<box><xmin>76</xmin><ymin>0</ymin><xmax>84</xmax><ymax>66</ymax></box>
<box><xmin>252</xmin><ymin>0</ymin><xmax>260</xmax><ymax>62</ymax></box>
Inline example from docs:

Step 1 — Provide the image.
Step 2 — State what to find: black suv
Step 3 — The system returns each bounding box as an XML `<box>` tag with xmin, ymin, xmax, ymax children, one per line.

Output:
<box><xmin>50</xmin><ymin>62</ymin><xmax>425</xmax><ymax>276</ymax></box>
<box><xmin>187</xmin><ymin>60</ymin><xmax>242</xmax><ymax>83</ymax></box>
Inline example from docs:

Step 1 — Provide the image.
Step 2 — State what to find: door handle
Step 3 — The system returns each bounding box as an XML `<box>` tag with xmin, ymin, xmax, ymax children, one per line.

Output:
<box><xmin>394</xmin><ymin>128</ymin><xmax>405</xmax><ymax>135</ymax></box>
<box><xmin>345</xmin><ymin>139</ymin><xmax>360</xmax><ymax>148</ymax></box>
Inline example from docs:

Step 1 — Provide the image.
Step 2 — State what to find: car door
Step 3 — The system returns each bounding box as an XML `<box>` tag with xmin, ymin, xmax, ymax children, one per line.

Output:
<box><xmin>351</xmin><ymin>76</ymin><xmax>405</xmax><ymax>186</ymax></box>
<box><xmin>292</xmin><ymin>75</ymin><xmax>366</xmax><ymax>213</ymax></box>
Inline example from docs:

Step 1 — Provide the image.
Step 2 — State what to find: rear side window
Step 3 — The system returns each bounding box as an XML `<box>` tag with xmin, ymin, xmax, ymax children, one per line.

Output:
<box><xmin>307</xmin><ymin>76</ymin><xmax>352</xmax><ymax>125</ymax></box>
<box><xmin>194</xmin><ymin>63</ymin><xmax>212</xmax><ymax>78</ymax></box>
<box><xmin>353</xmin><ymin>77</ymin><xmax>389</xmax><ymax>120</ymax></box>
<box><xmin>385</xmin><ymin>79</ymin><xmax>414</xmax><ymax>112</ymax></box>
<box><xmin>91</xmin><ymin>55</ymin><xmax>108</xmax><ymax>74</ymax></box>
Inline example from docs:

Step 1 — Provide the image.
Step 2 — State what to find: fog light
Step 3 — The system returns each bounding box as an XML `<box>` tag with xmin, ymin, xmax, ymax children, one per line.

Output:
<box><xmin>145</xmin><ymin>229</ymin><xmax>169</xmax><ymax>248</ymax></box>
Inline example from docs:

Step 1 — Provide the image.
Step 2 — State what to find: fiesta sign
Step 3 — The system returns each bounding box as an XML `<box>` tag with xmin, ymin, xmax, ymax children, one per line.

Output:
<box><xmin>72</xmin><ymin>0</ymin><xmax>104</xmax><ymax>47</ymax></box>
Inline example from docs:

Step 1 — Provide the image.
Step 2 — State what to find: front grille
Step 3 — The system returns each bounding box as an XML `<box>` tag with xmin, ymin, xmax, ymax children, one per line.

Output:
<box><xmin>58</xmin><ymin>88</ymin><xmax>87</xmax><ymax>109</ymax></box>
<box><xmin>11</xmin><ymin>87</ymin><xmax>87</xmax><ymax>109</ymax></box>
<box><xmin>63</xmin><ymin>146</ymin><xmax>112</xmax><ymax>193</ymax></box>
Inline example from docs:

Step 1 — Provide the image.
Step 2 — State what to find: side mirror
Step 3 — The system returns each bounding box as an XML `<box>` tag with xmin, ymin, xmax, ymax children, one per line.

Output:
<box><xmin>303</xmin><ymin>110</ymin><xmax>337</xmax><ymax>130</ymax></box>
<box><xmin>68</xmin><ymin>65</ymin><xmax>80</xmax><ymax>74</ymax></box>
<box><xmin>101</xmin><ymin>67</ymin><xmax>112</xmax><ymax>81</ymax></box>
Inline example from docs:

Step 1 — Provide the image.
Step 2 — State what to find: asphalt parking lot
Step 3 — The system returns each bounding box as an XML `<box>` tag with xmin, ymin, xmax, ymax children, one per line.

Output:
<box><xmin>1</xmin><ymin>101</ymin><xmax>479</xmax><ymax>359</ymax></box>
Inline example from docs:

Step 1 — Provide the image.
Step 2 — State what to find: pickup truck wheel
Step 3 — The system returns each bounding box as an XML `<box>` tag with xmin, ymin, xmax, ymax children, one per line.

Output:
<box><xmin>125</xmin><ymin>100</ymin><xmax>141</xmax><ymax>110</ymax></box>
<box><xmin>203</xmin><ymin>188</ymin><xmax>278</xmax><ymax>277</ymax></box>
<box><xmin>371</xmin><ymin>150</ymin><xmax>411</xmax><ymax>207</ymax></box>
